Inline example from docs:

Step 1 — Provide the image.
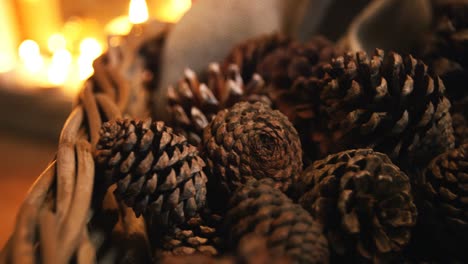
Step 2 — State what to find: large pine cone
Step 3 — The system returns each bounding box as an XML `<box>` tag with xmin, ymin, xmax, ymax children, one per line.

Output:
<box><xmin>297</xmin><ymin>149</ymin><xmax>417</xmax><ymax>262</ymax></box>
<box><xmin>415</xmin><ymin>144</ymin><xmax>468</xmax><ymax>260</ymax></box>
<box><xmin>223</xmin><ymin>33</ymin><xmax>293</xmax><ymax>83</ymax></box>
<box><xmin>225</xmin><ymin>179</ymin><xmax>329</xmax><ymax>264</ymax></box>
<box><xmin>95</xmin><ymin>118</ymin><xmax>207</xmax><ymax>227</ymax></box>
<box><xmin>167</xmin><ymin>63</ymin><xmax>270</xmax><ymax>147</ymax></box>
<box><xmin>224</xmin><ymin>33</ymin><xmax>340</xmax><ymax>165</ymax></box>
<box><xmin>202</xmin><ymin>101</ymin><xmax>302</xmax><ymax>209</ymax></box>
<box><xmin>314</xmin><ymin>49</ymin><xmax>454</xmax><ymax>167</ymax></box>
<box><xmin>421</xmin><ymin>1</ymin><xmax>468</xmax><ymax>101</ymax></box>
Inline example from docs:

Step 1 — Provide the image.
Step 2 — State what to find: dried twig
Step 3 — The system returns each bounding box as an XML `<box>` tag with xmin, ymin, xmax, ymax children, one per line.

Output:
<box><xmin>95</xmin><ymin>93</ymin><xmax>122</xmax><ymax>121</ymax></box>
<box><xmin>80</xmin><ymin>82</ymin><xmax>102</xmax><ymax>147</ymax></box>
<box><xmin>58</xmin><ymin>140</ymin><xmax>94</xmax><ymax>263</ymax></box>
<box><xmin>56</xmin><ymin>107</ymin><xmax>83</xmax><ymax>225</ymax></box>
<box><xmin>11</xmin><ymin>161</ymin><xmax>56</xmax><ymax>264</ymax></box>
<box><xmin>39</xmin><ymin>209</ymin><xmax>58</xmax><ymax>264</ymax></box>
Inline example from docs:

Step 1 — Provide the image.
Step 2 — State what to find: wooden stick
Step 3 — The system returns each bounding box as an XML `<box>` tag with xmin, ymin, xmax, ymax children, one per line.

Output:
<box><xmin>56</xmin><ymin>107</ymin><xmax>83</xmax><ymax>226</ymax></box>
<box><xmin>95</xmin><ymin>93</ymin><xmax>122</xmax><ymax>121</ymax></box>
<box><xmin>77</xmin><ymin>229</ymin><xmax>96</xmax><ymax>264</ymax></box>
<box><xmin>39</xmin><ymin>209</ymin><xmax>58</xmax><ymax>264</ymax></box>
<box><xmin>107</xmin><ymin>67</ymin><xmax>130</xmax><ymax>111</ymax></box>
<box><xmin>58</xmin><ymin>140</ymin><xmax>94</xmax><ymax>263</ymax></box>
<box><xmin>81</xmin><ymin>82</ymin><xmax>102</xmax><ymax>148</ymax></box>
<box><xmin>93</xmin><ymin>56</ymin><xmax>116</xmax><ymax>101</ymax></box>
<box><xmin>11</xmin><ymin>161</ymin><xmax>56</xmax><ymax>264</ymax></box>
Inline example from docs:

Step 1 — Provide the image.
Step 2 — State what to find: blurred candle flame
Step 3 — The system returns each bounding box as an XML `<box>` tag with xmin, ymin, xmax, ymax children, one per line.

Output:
<box><xmin>154</xmin><ymin>0</ymin><xmax>191</xmax><ymax>23</ymax></box>
<box><xmin>48</xmin><ymin>48</ymin><xmax>72</xmax><ymax>85</ymax></box>
<box><xmin>129</xmin><ymin>0</ymin><xmax>149</xmax><ymax>24</ymax></box>
<box><xmin>18</xmin><ymin>40</ymin><xmax>44</xmax><ymax>74</ymax></box>
<box><xmin>47</xmin><ymin>33</ymin><xmax>67</xmax><ymax>53</ymax></box>
<box><xmin>78</xmin><ymin>37</ymin><xmax>103</xmax><ymax>81</ymax></box>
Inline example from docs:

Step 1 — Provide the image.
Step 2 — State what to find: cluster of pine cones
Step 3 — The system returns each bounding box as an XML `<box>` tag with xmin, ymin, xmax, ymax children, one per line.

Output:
<box><xmin>93</xmin><ymin>2</ymin><xmax>468</xmax><ymax>263</ymax></box>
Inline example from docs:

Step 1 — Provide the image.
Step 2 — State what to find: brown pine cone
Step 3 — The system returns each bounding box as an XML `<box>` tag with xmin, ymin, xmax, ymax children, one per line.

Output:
<box><xmin>95</xmin><ymin>118</ymin><xmax>207</xmax><ymax>227</ymax></box>
<box><xmin>167</xmin><ymin>63</ymin><xmax>270</xmax><ymax>147</ymax></box>
<box><xmin>223</xmin><ymin>33</ymin><xmax>293</xmax><ymax>82</ymax></box>
<box><xmin>159</xmin><ymin>235</ymin><xmax>292</xmax><ymax>264</ymax></box>
<box><xmin>420</xmin><ymin>1</ymin><xmax>468</xmax><ymax>101</ymax></box>
<box><xmin>415</xmin><ymin>144</ymin><xmax>468</xmax><ymax>261</ymax></box>
<box><xmin>314</xmin><ymin>49</ymin><xmax>455</xmax><ymax>167</ymax></box>
<box><xmin>202</xmin><ymin>101</ymin><xmax>302</xmax><ymax>209</ymax></box>
<box><xmin>223</xmin><ymin>33</ymin><xmax>341</xmax><ymax>165</ymax></box>
<box><xmin>155</xmin><ymin>209</ymin><xmax>224</xmax><ymax>257</ymax></box>
<box><xmin>297</xmin><ymin>149</ymin><xmax>417</xmax><ymax>262</ymax></box>
<box><xmin>226</xmin><ymin>179</ymin><xmax>329</xmax><ymax>264</ymax></box>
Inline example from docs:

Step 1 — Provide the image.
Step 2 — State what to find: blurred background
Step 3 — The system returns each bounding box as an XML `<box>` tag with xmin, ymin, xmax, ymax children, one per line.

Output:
<box><xmin>0</xmin><ymin>0</ymin><xmax>192</xmax><ymax>247</ymax></box>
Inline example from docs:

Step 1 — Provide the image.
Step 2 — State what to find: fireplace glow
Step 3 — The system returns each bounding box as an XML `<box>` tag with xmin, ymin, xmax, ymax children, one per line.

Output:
<box><xmin>0</xmin><ymin>0</ymin><xmax>194</xmax><ymax>97</ymax></box>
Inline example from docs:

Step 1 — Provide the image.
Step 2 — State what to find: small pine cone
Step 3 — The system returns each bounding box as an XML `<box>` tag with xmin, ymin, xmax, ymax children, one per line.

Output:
<box><xmin>315</xmin><ymin>49</ymin><xmax>455</xmax><ymax>167</ymax></box>
<box><xmin>223</xmin><ymin>33</ymin><xmax>293</xmax><ymax>82</ymax></box>
<box><xmin>95</xmin><ymin>118</ymin><xmax>207</xmax><ymax>227</ymax></box>
<box><xmin>420</xmin><ymin>1</ymin><xmax>468</xmax><ymax>101</ymax></box>
<box><xmin>159</xmin><ymin>235</ymin><xmax>292</xmax><ymax>264</ymax></box>
<box><xmin>202</xmin><ymin>101</ymin><xmax>302</xmax><ymax>209</ymax></box>
<box><xmin>297</xmin><ymin>149</ymin><xmax>417</xmax><ymax>262</ymax></box>
<box><xmin>155</xmin><ymin>209</ymin><xmax>224</xmax><ymax>257</ymax></box>
<box><xmin>416</xmin><ymin>144</ymin><xmax>468</xmax><ymax>260</ymax></box>
<box><xmin>226</xmin><ymin>179</ymin><xmax>329</xmax><ymax>264</ymax></box>
<box><xmin>256</xmin><ymin>36</ymin><xmax>338</xmax><ymax>90</ymax></box>
<box><xmin>167</xmin><ymin>63</ymin><xmax>270</xmax><ymax>146</ymax></box>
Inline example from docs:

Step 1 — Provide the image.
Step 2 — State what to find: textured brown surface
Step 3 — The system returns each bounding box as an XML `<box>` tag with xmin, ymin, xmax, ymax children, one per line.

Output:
<box><xmin>95</xmin><ymin>118</ymin><xmax>207</xmax><ymax>227</ymax></box>
<box><xmin>314</xmin><ymin>49</ymin><xmax>454</xmax><ymax>167</ymax></box>
<box><xmin>416</xmin><ymin>144</ymin><xmax>468</xmax><ymax>261</ymax></box>
<box><xmin>225</xmin><ymin>179</ymin><xmax>329</xmax><ymax>264</ymax></box>
<box><xmin>202</xmin><ymin>102</ymin><xmax>302</xmax><ymax>210</ymax></box>
<box><xmin>297</xmin><ymin>149</ymin><xmax>417</xmax><ymax>262</ymax></box>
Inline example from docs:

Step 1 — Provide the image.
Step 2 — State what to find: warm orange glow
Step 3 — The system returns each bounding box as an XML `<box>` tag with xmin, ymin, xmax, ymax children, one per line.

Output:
<box><xmin>47</xmin><ymin>33</ymin><xmax>66</xmax><ymax>53</ymax></box>
<box><xmin>18</xmin><ymin>40</ymin><xmax>44</xmax><ymax>74</ymax></box>
<box><xmin>129</xmin><ymin>0</ymin><xmax>149</xmax><ymax>24</ymax></box>
<box><xmin>105</xmin><ymin>16</ymin><xmax>133</xmax><ymax>35</ymax></box>
<box><xmin>0</xmin><ymin>52</ymin><xmax>15</xmax><ymax>73</ymax></box>
<box><xmin>154</xmin><ymin>0</ymin><xmax>191</xmax><ymax>23</ymax></box>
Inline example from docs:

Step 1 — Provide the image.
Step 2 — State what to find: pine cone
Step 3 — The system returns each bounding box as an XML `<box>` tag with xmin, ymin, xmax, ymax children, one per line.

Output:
<box><xmin>155</xmin><ymin>209</ymin><xmax>224</xmax><ymax>257</ymax></box>
<box><xmin>159</xmin><ymin>235</ymin><xmax>292</xmax><ymax>264</ymax></box>
<box><xmin>223</xmin><ymin>33</ymin><xmax>293</xmax><ymax>82</ymax></box>
<box><xmin>202</xmin><ymin>101</ymin><xmax>302</xmax><ymax>209</ymax></box>
<box><xmin>226</xmin><ymin>179</ymin><xmax>329</xmax><ymax>264</ymax></box>
<box><xmin>420</xmin><ymin>1</ymin><xmax>468</xmax><ymax>101</ymax></box>
<box><xmin>95</xmin><ymin>118</ymin><xmax>207</xmax><ymax>227</ymax></box>
<box><xmin>415</xmin><ymin>144</ymin><xmax>468</xmax><ymax>261</ymax></box>
<box><xmin>167</xmin><ymin>63</ymin><xmax>270</xmax><ymax>147</ymax></box>
<box><xmin>297</xmin><ymin>149</ymin><xmax>417</xmax><ymax>262</ymax></box>
<box><xmin>315</xmin><ymin>49</ymin><xmax>454</xmax><ymax>167</ymax></box>
<box><xmin>223</xmin><ymin>33</ymin><xmax>341</xmax><ymax>165</ymax></box>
